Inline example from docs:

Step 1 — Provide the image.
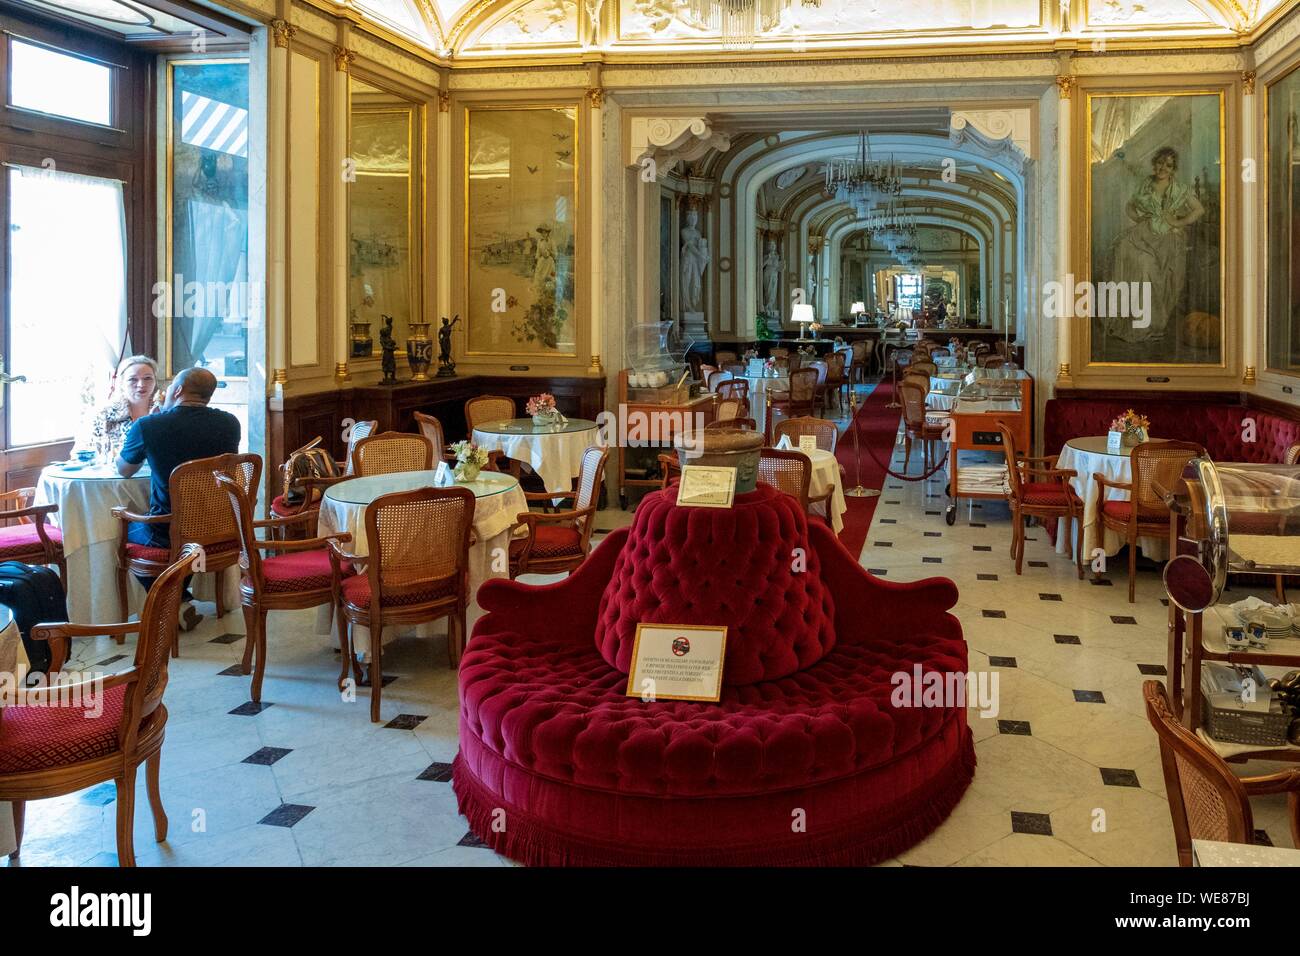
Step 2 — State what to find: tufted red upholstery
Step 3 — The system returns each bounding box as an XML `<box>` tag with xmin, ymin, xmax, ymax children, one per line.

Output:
<box><xmin>0</xmin><ymin>685</ymin><xmax>125</xmax><ymax>773</ymax></box>
<box><xmin>455</xmin><ymin>485</ymin><xmax>974</xmax><ymax>866</ymax></box>
<box><xmin>257</xmin><ymin>549</ymin><xmax>347</xmax><ymax>593</ymax></box>
<box><xmin>593</xmin><ymin>485</ymin><xmax>836</xmax><ymax>686</ymax></box>
<box><xmin>1045</xmin><ymin>397</ymin><xmax>1300</xmax><ymax>463</ymax></box>
<box><xmin>1102</xmin><ymin>500</ymin><xmax>1133</xmax><ymax>521</ymax></box>
<box><xmin>341</xmin><ymin>572</ymin><xmax>454</xmax><ymax>608</ymax></box>
<box><xmin>0</xmin><ymin>522</ymin><xmax>61</xmax><ymax>557</ymax></box>
<box><xmin>509</xmin><ymin>524</ymin><xmax>581</xmax><ymax>558</ymax></box>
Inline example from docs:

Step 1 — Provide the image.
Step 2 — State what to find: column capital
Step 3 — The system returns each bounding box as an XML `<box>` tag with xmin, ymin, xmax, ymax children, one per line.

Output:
<box><xmin>585</xmin><ymin>87</ymin><xmax>605</xmax><ymax>108</ymax></box>
<box><xmin>333</xmin><ymin>46</ymin><xmax>356</xmax><ymax>73</ymax></box>
<box><xmin>1242</xmin><ymin>70</ymin><xmax>1256</xmax><ymax>95</ymax></box>
<box><xmin>1056</xmin><ymin>75</ymin><xmax>1076</xmax><ymax>100</ymax></box>
<box><xmin>438</xmin><ymin>91</ymin><xmax>451</xmax><ymax>112</ymax></box>
<box><xmin>270</xmin><ymin>18</ymin><xmax>297</xmax><ymax>49</ymax></box>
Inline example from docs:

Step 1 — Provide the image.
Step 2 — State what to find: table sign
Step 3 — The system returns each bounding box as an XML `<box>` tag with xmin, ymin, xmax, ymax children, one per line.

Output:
<box><xmin>676</xmin><ymin>465</ymin><xmax>736</xmax><ymax>509</ymax></box>
<box><xmin>1107</xmin><ymin>430</ymin><xmax>1124</xmax><ymax>453</ymax></box>
<box><xmin>798</xmin><ymin>435</ymin><xmax>818</xmax><ymax>456</ymax></box>
<box><xmin>625</xmin><ymin>623</ymin><xmax>728</xmax><ymax>702</ymax></box>
<box><xmin>434</xmin><ymin>461</ymin><xmax>453</xmax><ymax>486</ymax></box>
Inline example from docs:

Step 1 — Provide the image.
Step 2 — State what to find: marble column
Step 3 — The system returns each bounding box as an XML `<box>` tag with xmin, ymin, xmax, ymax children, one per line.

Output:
<box><xmin>1056</xmin><ymin>76</ymin><xmax>1075</xmax><ymax>387</ymax></box>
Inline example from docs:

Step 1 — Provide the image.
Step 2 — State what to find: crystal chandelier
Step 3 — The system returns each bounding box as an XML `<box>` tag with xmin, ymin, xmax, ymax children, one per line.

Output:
<box><xmin>824</xmin><ymin>131</ymin><xmax>903</xmax><ymax>214</ymax></box>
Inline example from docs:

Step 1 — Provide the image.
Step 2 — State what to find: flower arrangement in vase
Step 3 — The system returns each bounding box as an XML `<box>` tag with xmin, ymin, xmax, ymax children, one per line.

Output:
<box><xmin>1108</xmin><ymin>409</ymin><xmax>1151</xmax><ymax>448</ymax></box>
<box><xmin>526</xmin><ymin>392</ymin><xmax>563</xmax><ymax>427</ymax></box>
<box><xmin>449</xmin><ymin>440</ymin><xmax>490</xmax><ymax>482</ymax></box>
<box><xmin>809</xmin><ymin>321</ymin><xmax>824</xmax><ymax>339</ymax></box>
<box><xmin>763</xmin><ymin>356</ymin><xmax>778</xmax><ymax>377</ymax></box>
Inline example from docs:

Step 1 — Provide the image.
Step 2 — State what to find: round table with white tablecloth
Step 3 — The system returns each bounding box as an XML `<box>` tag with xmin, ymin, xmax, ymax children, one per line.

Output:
<box><xmin>35</xmin><ymin>462</ymin><xmax>236</xmax><ymax>624</ymax></box>
<box><xmin>739</xmin><ymin>373</ymin><xmax>789</xmax><ymax>436</ymax></box>
<box><xmin>0</xmin><ymin>607</ymin><xmax>18</xmax><ymax>857</ymax></box>
<box><xmin>807</xmin><ymin>448</ymin><xmax>849</xmax><ymax>534</ymax></box>
<box><xmin>471</xmin><ymin>418</ymin><xmax>599</xmax><ymax>494</ymax></box>
<box><xmin>316</xmin><ymin>468</ymin><xmax>528</xmax><ymax>657</ymax></box>
<box><xmin>1053</xmin><ymin>436</ymin><xmax>1168</xmax><ymax>563</ymax></box>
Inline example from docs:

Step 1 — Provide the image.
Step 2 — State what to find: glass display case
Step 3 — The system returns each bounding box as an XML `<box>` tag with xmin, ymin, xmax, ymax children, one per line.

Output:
<box><xmin>626</xmin><ymin>320</ymin><xmax>693</xmax><ymax>404</ymax></box>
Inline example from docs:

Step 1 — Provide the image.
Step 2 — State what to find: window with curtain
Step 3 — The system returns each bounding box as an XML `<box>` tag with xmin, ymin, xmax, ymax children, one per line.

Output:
<box><xmin>6</xmin><ymin>164</ymin><xmax>127</xmax><ymax>446</ymax></box>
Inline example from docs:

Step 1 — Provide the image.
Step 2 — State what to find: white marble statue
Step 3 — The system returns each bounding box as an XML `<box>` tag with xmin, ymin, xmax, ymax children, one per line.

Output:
<box><xmin>679</xmin><ymin>208</ymin><xmax>709</xmax><ymax>313</ymax></box>
<box><xmin>761</xmin><ymin>238</ymin><xmax>782</xmax><ymax>315</ymax></box>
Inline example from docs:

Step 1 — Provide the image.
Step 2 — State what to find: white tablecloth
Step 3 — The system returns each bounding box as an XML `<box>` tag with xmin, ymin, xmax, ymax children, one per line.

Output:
<box><xmin>1</xmin><ymin>608</ymin><xmax>18</xmax><ymax>857</ymax></box>
<box><xmin>1054</xmin><ymin>437</ymin><xmax>1168</xmax><ymax>562</ymax></box>
<box><xmin>35</xmin><ymin>464</ymin><xmax>237</xmax><ymax>624</ymax></box>
<box><xmin>472</xmin><ymin>420</ymin><xmax>599</xmax><ymax>493</ymax></box>
<box><xmin>739</xmin><ymin>374</ymin><xmax>789</xmax><ymax>435</ymax></box>
<box><xmin>808</xmin><ymin>448</ymin><xmax>848</xmax><ymax>534</ymax></box>
<box><xmin>316</xmin><ymin>470</ymin><xmax>528</xmax><ymax>656</ymax></box>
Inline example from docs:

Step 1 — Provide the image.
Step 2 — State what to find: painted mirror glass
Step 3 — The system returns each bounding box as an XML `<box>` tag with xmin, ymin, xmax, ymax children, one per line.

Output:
<box><xmin>1086</xmin><ymin>91</ymin><xmax>1224</xmax><ymax>366</ymax></box>
<box><xmin>349</xmin><ymin>77</ymin><xmax>419</xmax><ymax>358</ymax></box>
<box><xmin>466</xmin><ymin>106</ymin><xmax>577</xmax><ymax>355</ymax></box>
<box><xmin>1267</xmin><ymin>65</ymin><xmax>1300</xmax><ymax>373</ymax></box>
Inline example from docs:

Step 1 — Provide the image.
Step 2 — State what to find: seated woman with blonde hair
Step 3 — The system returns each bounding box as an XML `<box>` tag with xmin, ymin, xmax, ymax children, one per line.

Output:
<box><xmin>82</xmin><ymin>355</ymin><xmax>162</xmax><ymax>459</ymax></box>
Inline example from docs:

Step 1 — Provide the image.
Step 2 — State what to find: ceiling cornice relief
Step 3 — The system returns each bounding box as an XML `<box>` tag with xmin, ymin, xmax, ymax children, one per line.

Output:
<box><xmin>1070</xmin><ymin>48</ymin><xmax>1244</xmax><ymax>73</ymax></box>
<box><xmin>292</xmin><ymin>2</ymin><xmax>343</xmax><ymax>39</ymax></box>
<box><xmin>949</xmin><ymin>108</ymin><xmax>1033</xmax><ymax>167</ymax></box>
<box><xmin>626</xmin><ymin>116</ymin><xmax>731</xmax><ymax>170</ymax></box>
<box><xmin>447</xmin><ymin>66</ymin><xmax>588</xmax><ymax>87</ymax></box>
<box><xmin>348</xmin><ymin>25</ymin><xmax>444</xmax><ymax>82</ymax></box>
<box><xmin>1251</xmin><ymin>1</ymin><xmax>1300</xmax><ymax>63</ymax></box>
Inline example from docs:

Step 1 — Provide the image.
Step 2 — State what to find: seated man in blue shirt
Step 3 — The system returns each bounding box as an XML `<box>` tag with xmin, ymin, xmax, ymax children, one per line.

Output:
<box><xmin>117</xmin><ymin>367</ymin><xmax>241</xmax><ymax>628</ymax></box>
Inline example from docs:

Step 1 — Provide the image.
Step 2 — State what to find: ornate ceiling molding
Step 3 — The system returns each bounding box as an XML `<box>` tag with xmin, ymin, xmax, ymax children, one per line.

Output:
<box><xmin>627</xmin><ymin>116</ymin><xmax>731</xmax><ymax>171</ymax></box>
<box><xmin>949</xmin><ymin>108</ymin><xmax>1032</xmax><ymax>170</ymax></box>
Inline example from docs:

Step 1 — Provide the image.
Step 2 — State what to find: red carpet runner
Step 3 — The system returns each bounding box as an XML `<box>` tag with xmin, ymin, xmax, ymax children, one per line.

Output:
<box><xmin>835</xmin><ymin>381</ymin><xmax>902</xmax><ymax>560</ymax></box>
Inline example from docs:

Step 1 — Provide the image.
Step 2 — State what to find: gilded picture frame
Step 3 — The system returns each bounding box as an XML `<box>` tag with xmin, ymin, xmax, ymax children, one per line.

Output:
<box><xmin>463</xmin><ymin>104</ymin><xmax>579</xmax><ymax>358</ymax></box>
<box><xmin>1265</xmin><ymin>59</ymin><xmax>1300</xmax><ymax>375</ymax></box>
<box><xmin>1083</xmin><ymin>89</ymin><xmax>1226</xmax><ymax>369</ymax></box>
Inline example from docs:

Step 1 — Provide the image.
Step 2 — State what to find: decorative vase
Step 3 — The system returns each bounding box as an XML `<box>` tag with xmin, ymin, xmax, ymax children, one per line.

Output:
<box><xmin>1122</xmin><ymin>427</ymin><xmax>1148</xmax><ymax>447</ymax></box>
<box><xmin>455</xmin><ymin>461</ymin><xmax>481</xmax><ymax>483</ymax></box>
<box><xmin>406</xmin><ymin>322</ymin><xmax>433</xmax><ymax>381</ymax></box>
<box><xmin>350</xmin><ymin>320</ymin><xmax>373</xmax><ymax>358</ymax></box>
<box><xmin>532</xmin><ymin>411</ymin><xmax>559</xmax><ymax>428</ymax></box>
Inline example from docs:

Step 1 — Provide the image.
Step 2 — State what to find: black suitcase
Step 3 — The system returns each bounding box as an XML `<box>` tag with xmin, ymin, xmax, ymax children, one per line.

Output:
<box><xmin>0</xmin><ymin>561</ymin><xmax>68</xmax><ymax>674</ymax></box>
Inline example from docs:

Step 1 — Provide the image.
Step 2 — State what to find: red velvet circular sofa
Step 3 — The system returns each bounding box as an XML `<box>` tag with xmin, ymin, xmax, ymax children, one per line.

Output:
<box><xmin>453</xmin><ymin>483</ymin><xmax>975</xmax><ymax>866</ymax></box>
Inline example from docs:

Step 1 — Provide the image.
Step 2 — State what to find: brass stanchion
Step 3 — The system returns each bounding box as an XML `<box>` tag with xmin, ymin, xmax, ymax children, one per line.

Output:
<box><xmin>845</xmin><ymin>384</ymin><xmax>881</xmax><ymax>498</ymax></box>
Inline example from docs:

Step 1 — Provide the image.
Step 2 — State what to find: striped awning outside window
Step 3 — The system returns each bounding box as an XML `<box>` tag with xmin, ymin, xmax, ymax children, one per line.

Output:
<box><xmin>180</xmin><ymin>91</ymin><xmax>248</xmax><ymax>159</ymax></box>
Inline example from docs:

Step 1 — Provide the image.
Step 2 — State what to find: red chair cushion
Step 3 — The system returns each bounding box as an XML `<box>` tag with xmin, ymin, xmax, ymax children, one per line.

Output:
<box><xmin>510</xmin><ymin>524</ymin><xmax>582</xmax><ymax>558</ymax></box>
<box><xmin>0</xmin><ymin>685</ymin><xmax>125</xmax><ymax>773</ymax></box>
<box><xmin>458</xmin><ymin>630</ymin><xmax>964</xmax><ymax>798</ymax></box>
<box><xmin>1101</xmin><ymin>499</ymin><xmax>1132</xmax><ymax>521</ymax></box>
<box><xmin>1020</xmin><ymin>482</ymin><xmax>1075</xmax><ymax>506</ymax></box>
<box><xmin>0</xmin><ymin>522</ymin><xmax>62</xmax><ymax>558</ymax></box>
<box><xmin>341</xmin><ymin>573</ymin><xmax>456</xmax><ymax>609</ymax></box>
<box><xmin>259</xmin><ymin>549</ymin><xmax>341</xmax><ymax>593</ymax></box>
<box><xmin>124</xmin><ymin>539</ymin><xmax>238</xmax><ymax>563</ymax></box>
<box><xmin>270</xmin><ymin>494</ymin><xmax>318</xmax><ymax>518</ymax></box>
<box><xmin>593</xmin><ymin>485</ymin><xmax>836</xmax><ymax>686</ymax></box>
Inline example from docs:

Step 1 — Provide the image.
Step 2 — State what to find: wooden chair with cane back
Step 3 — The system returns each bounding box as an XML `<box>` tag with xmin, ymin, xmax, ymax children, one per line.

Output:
<box><xmin>757</xmin><ymin>447</ymin><xmax>812</xmax><ymax>514</ymax></box>
<box><xmin>1285</xmin><ymin>443</ymin><xmax>1300</xmax><ymax>466</ymax></box>
<box><xmin>270</xmin><ymin>420</ymin><xmax>377</xmax><ymax>534</ymax></box>
<box><xmin>330</xmin><ymin>486</ymin><xmax>476</xmax><ymax>722</ymax></box>
<box><xmin>113</xmin><ymin>453</ymin><xmax>262</xmax><ymax>640</ymax></box>
<box><xmin>351</xmin><ymin>431</ymin><xmax>435</xmax><ymax>476</ymax></box>
<box><xmin>898</xmin><ymin>382</ymin><xmax>945</xmax><ymax>474</ymax></box>
<box><xmin>1143</xmin><ymin>680</ymin><xmax>1300</xmax><ymax>866</ymax></box>
<box><xmin>0</xmin><ymin>487</ymin><xmax>66</xmax><ymax>588</ymax></box>
<box><xmin>715</xmin><ymin>397</ymin><xmax>750</xmax><ymax>423</ymax></box>
<box><xmin>413</xmin><ymin>411</ymin><xmax>457</xmax><ymax>464</ymax></box>
<box><xmin>1</xmin><ymin>546</ymin><xmax>200</xmax><ymax>866</ymax></box>
<box><xmin>717</xmin><ymin>378</ymin><xmax>750</xmax><ymax>403</ymax></box>
<box><xmin>464</xmin><ymin>395</ymin><xmax>520</xmax><ymax>477</ymax></box>
<box><xmin>216</xmin><ymin>471</ymin><xmax>356</xmax><ymax>704</ymax></box>
<box><xmin>509</xmin><ymin>446</ymin><xmax>608</xmax><ymax>580</ymax></box>
<box><xmin>980</xmin><ymin>355</ymin><xmax>1007</xmax><ymax>370</ymax></box>
<box><xmin>767</xmin><ymin>368</ymin><xmax>818</xmax><ymax>442</ymax></box>
<box><xmin>774</xmin><ymin>416</ymin><xmax>838</xmax><ymax>454</ymax></box>
<box><xmin>704</xmin><ymin>417</ymin><xmax>758</xmax><ymax>432</ymax></box>
<box><xmin>998</xmin><ymin>422</ymin><xmax>1083</xmax><ymax>579</ymax></box>
<box><xmin>825</xmin><ymin>351</ymin><xmax>849</xmax><ymax>410</ymax></box>
<box><xmin>1094</xmin><ymin>439</ymin><xmax>1206</xmax><ymax>603</ymax></box>
<box><xmin>805</xmin><ymin>359</ymin><xmax>830</xmax><ymax>413</ymax></box>
<box><xmin>658</xmin><ymin>453</ymin><xmax>682</xmax><ymax>490</ymax></box>
<box><xmin>714</xmin><ymin>350</ymin><xmax>738</xmax><ymax>366</ymax></box>
<box><xmin>707</xmin><ymin>369</ymin><xmax>733</xmax><ymax>393</ymax></box>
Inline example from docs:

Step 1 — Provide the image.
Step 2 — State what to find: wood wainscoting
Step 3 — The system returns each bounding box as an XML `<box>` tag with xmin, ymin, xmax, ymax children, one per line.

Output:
<box><xmin>267</xmin><ymin>374</ymin><xmax>607</xmax><ymax>497</ymax></box>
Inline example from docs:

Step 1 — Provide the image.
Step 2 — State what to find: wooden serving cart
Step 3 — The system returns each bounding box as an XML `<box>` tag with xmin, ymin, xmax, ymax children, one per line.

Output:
<box><xmin>616</xmin><ymin>368</ymin><xmax>715</xmax><ymax>509</ymax></box>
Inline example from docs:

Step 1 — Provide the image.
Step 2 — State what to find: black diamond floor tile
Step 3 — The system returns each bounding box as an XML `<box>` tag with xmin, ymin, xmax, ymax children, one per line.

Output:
<box><xmin>1010</xmin><ymin>811</ymin><xmax>1053</xmax><ymax>836</ymax></box>
<box><xmin>94</xmin><ymin>655</ymin><xmax>126</xmax><ymax>666</ymax></box>
<box><xmin>977</xmin><ymin>573</ymin><xmax>998</xmax><ymax>581</ymax></box>
<box><xmin>417</xmin><ymin>761</ymin><xmax>454</xmax><ymax>782</ymax></box>
<box><xmin>1137</xmin><ymin>663</ymin><xmax>1167</xmax><ymax>676</ymax></box>
<box><xmin>458</xmin><ymin>830</ymin><xmax>489</xmax><ymax>849</ymax></box>
<box><xmin>1039</xmin><ymin>593</ymin><xmax>1062</xmax><ymax>601</ymax></box>
<box><xmin>1110</xmin><ymin>616</ymin><xmax>1138</xmax><ymax>625</ymax></box>
<box><xmin>1100</xmin><ymin>767</ymin><xmax>1140</xmax><ymax>788</ymax></box>
<box><xmin>228</xmin><ymin>701</ymin><xmax>273</xmax><ymax>716</ymax></box>
<box><xmin>922</xmin><ymin>557</ymin><xmax>942</xmax><ymax>564</ymax></box>
<box><xmin>1073</xmin><ymin>689</ymin><xmax>1106</xmax><ymax>704</ymax></box>
<box><xmin>997</xmin><ymin>719</ymin><xmax>1032</xmax><ymax>736</ymax></box>
<box><xmin>79</xmin><ymin>782</ymin><xmax>117</xmax><ymax>806</ymax></box>
<box><xmin>874</xmin><ymin>541</ymin><xmax>893</xmax><ymax>547</ymax></box>
<box><xmin>259</xmin><ymin>804</ymin><xmax>314</xmax><ymax>828</ymax></box>
<box><xmin>1027</xmin><ymin>561</ymin><xmax>1049</xmax><ymax>568</ymax></box>
<box><xmin>242</xmin><ymin>747</ymin><xmax>292</xmax><ymax>766</ymax></box>
<box><xmin>867</xmin><ymin>568</ymin><xmax>888</xmax><ymax>576</ymax></box>
<box><xmin>1054</xmin><ymin>634</ymin><xmax>1082</xmax><ymax>645</ymax></box>
<box><xmin>1090</xmin><ymin>578</ymin><xmax>1114</xmax><ymax>587</ymax></box>
<box><xmin>217</xmin><ymin>664</ymin><xmax>244</xmax><ymax>677</ymax></box>
<box><xmin>982</xmin><ymin>610</ymin><xmax>1006</xmax><ymax>618</ymax></box>
<box><xmin>209</xmin><ymin>633</ymin><xmax>245</xmax><ymax>645</ymax></box>
<box><xmin>988</xmin><ymin>656</ymin><xmax>1017</xmax><ymax>668</ymax></box>
<box><xmin>973</xmin><ymin>545</ymin><xmax>992</xmax><ymax>552</ymax></box>
<box><xmin>385</xmin><ymin>714</ymin><xmax>428</xmax><ymax>730</ymax></box>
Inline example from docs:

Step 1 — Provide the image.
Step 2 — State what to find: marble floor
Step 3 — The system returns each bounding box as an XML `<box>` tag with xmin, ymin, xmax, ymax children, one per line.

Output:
<box><xmin>4</xmin><ymin>390</ymin><xmax>1294</xmax><ymax>867</ymax></box>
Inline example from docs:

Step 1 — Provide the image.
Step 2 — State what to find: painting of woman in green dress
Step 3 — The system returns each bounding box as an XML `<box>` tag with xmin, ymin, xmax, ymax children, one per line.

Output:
<box><xmin>1089</xmin><ymin>92</ymin><xmax>1223</xmax><ymax>365</ymax></box>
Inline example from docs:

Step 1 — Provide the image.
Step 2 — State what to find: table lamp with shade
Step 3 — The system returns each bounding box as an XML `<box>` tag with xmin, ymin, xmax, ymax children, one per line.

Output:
<box><xmin>792</xmin><ymin>303</ymin><xmax>815</xmax><ymax>341</ymax></box>
<box><xmin>850</xmin><ymin>301</ymin><xmax>866</xmax><ymax>325</ymax></box>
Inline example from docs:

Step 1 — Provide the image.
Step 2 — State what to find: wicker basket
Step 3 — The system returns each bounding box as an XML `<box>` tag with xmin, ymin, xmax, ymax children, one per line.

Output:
<box><xmin>1202</xmin><ymin>694</ymin><xmax>1293</xmax><ymax>747</ymax></box>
